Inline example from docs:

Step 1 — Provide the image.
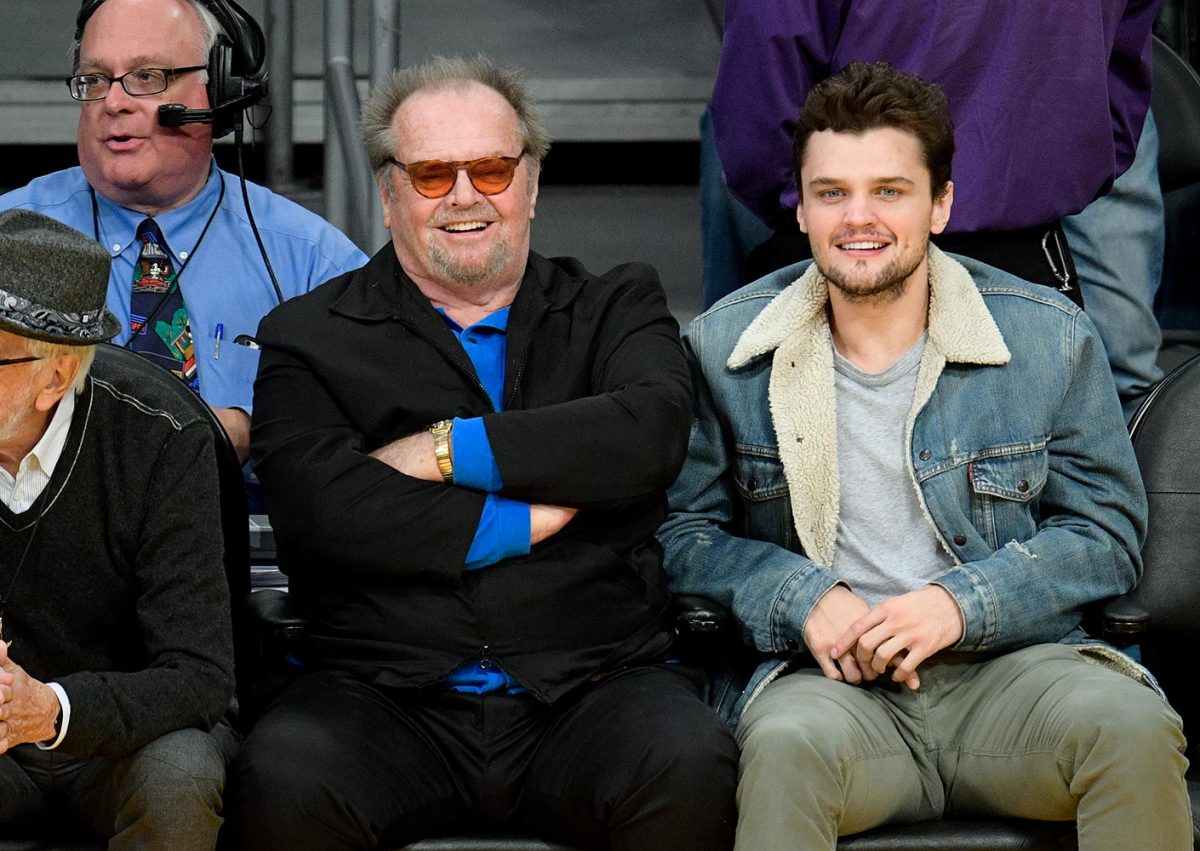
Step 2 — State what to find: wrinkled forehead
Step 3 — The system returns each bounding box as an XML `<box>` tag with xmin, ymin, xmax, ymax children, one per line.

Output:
<box><xmin>392</xmin><ymin>82</ymin><xmax>522</xmax><ymax>161</ymax></box>
<box><xmin>0</xmin><ymin>327</ymin><xmax>32</xmax><ymax>356</ymax></box>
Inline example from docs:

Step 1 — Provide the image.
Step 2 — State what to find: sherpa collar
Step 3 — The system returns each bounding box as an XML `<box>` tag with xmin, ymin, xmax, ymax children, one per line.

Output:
<box><xmin>724</xmin><ymin>245</ymin><xmax>1011</xmax><ymax>565</ymax></box>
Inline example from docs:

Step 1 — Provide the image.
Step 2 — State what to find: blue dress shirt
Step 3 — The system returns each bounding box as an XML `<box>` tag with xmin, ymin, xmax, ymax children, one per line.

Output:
<box><xmin>0</xmin><ymin>162</ymin><xmax>367</xmax><ymax>413</ymax></box>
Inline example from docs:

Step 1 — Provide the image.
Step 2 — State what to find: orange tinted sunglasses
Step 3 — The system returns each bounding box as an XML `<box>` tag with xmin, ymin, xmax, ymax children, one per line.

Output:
<box><xmin>390</xmin><ymin>151</ymin><xmax>526</xmax><ymax>198</ymax></box>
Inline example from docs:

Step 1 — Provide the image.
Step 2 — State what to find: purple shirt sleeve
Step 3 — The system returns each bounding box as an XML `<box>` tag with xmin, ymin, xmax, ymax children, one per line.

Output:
<box><xmin>1108</xmin><ymin>0</ymin><xmax>1159</xmax><ymax>176</ymax></box>
<box><xmin>711</xmin><ymin>0</ymin><xmax>840</xmax><ymax>228</ymax></box>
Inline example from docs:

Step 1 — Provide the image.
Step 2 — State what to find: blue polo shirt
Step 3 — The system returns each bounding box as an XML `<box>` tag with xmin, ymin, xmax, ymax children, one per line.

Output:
<box><xmin>440</xmin><ymin>306</ymin><xmax>533</xmax><ymax>694</ymax></box>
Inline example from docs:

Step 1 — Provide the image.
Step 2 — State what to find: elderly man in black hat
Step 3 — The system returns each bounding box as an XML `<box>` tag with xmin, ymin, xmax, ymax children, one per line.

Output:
<box><xmin>0</xmin><ymin>210</ymin><xmax>234</xmax><ymax>849</ymax></box>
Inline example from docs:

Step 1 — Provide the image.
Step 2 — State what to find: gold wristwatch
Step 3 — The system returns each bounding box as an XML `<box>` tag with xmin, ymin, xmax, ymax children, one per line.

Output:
<box><xmin>429</xmin><ymin>419</ymin><xmax>454</xmax><ymax>483</ymax></box>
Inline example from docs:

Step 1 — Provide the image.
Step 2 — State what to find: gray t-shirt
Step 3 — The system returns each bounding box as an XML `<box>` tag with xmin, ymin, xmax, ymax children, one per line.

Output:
<box><xmin>832</xmin><ymin>335</ymin><xmax>954</xmax><ymax>607</ymax></box>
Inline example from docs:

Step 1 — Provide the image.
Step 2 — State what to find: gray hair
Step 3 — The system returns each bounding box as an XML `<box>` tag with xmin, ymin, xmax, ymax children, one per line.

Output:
<box><xmin>362</xmin><ymin>55</ymin><xmax>551</xmax><ymax>194</ymax></box>
<box><xmin>73</xmin><ymin>0</ymin><xmax>221</xmax><ymax>72</ymax></box>
<box><xmin>24</xmin><ymin>338</ymin><xmax>97</xmax><ymax>396</ymax></box>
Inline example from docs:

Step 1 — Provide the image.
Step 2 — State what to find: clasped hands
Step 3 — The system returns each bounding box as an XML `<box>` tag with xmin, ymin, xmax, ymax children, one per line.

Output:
<box><xmin>0</xmin><ymin>641</ymin><xmax>60</xmax><ymax>754</ymax></box>
<box><xmin>801</xmin><ymin>584</ymin><xmax>964</xmax><ymax>690</ymax></box>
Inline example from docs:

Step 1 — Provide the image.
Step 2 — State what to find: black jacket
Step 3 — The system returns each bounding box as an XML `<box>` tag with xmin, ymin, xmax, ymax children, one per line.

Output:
<box><xmin>251</xmin><ymin>247</ymin><xmax>693</xmax><ymax>701</ymax></box>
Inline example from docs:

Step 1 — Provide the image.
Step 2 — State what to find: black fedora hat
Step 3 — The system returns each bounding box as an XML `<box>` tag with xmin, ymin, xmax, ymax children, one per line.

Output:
<box><xmin>0</xmin><ymin>209</ymin><xmax>119</xmax><ymax>345</ymax></box>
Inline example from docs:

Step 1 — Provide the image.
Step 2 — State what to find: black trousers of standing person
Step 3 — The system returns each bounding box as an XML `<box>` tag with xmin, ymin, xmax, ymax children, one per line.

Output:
<box><xmin>745</xmin><ymin>221</ymin><xmax>1084</xmax><ymax>307</ymax></box>
<box><xmin>225</xmin><ymin>663</ymin><xmax>739</xmax><ymax>851</ymax></box>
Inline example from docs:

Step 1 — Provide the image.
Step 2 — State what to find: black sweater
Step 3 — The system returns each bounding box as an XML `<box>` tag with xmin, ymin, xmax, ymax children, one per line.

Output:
<box><xmin>0</xmin><ymin>359</ymin><xmax>234</xmax><ymax>758</ymax></box>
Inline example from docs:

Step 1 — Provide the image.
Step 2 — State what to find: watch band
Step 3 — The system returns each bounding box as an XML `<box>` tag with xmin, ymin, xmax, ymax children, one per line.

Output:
<box><xmin>430</xmin><ymin>419</ymin><xmax>454</xmax><ymax>483</ymax></box>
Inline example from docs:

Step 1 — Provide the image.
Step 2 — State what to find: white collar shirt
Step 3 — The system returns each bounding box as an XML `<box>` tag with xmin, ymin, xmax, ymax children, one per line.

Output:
<box><xmin>0</xmin><ymin>391</ymin><xmax>77</xmax><ymax>514</ymax></box>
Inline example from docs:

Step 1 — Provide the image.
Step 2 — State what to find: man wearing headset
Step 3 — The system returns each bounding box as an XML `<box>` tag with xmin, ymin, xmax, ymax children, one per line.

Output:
<box><xmin>0</xmin><ymin>0</ymin><xmax>367</xmax><ymax>463</ymax></box>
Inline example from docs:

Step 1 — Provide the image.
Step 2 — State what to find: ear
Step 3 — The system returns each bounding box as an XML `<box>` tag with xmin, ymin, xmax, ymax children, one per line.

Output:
<box><xmin>796</xmin><ymin>198</ymin><xmax>809</xmax><ymax>235</ymax></box>
<box><xmin>527</xmin><ymin>162</ymin><xmax>540</xmax><ymax>221</ymax></box>
<box><xmin>33</xmin><ymin>354</ymin><xmax>80</xmax><ymax>414</ymax></box>
<box><xmin>930</xmin><ymin>180</ymin><xmax>953</xmax><ymax>235</ymax></box>
<box><xmin>379</xmin><ymin>178</ymin><xmax>394</xmax><ymax>230</ymax></box>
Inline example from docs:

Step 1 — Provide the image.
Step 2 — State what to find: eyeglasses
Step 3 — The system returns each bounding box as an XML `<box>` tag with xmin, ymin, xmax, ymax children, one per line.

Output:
<box><xmin>65</xmin><ymin>65</ymin><xmax>207</xmax><ymax>101</ymax></box>
<box><xmin>389</xmin><ymin>152</ymin><xmax>526</xmax><ymax>199</ymax></box>
<box><xmin>0</xmin><ymin>356</ymin><xmax>44</xmax><ymax>367</ymax></box>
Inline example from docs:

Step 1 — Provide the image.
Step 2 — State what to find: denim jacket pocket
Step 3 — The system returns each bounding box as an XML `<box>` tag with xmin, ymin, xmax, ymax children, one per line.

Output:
<box><xmin>968</xmin><ymin>442</ymin><xmax>1049</xmax><ymax>550</ymax></box>
<box><xmin>732</xmin><ymin>445</ymin><xmax>796</xmax><ymax>552</ymax></box>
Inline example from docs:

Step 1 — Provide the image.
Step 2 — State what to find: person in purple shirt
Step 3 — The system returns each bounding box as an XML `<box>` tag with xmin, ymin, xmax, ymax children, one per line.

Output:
<box><xmin>711</xmin><ymin>0</ymin><xmax>1164</xmax><ymax>410</ymax></box>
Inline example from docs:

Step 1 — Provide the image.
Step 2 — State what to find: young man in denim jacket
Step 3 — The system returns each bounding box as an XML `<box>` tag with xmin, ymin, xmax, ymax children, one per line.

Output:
<box><xmin>659</xmin><ymin>61</ymin><xmax>1190</xmax><ymax>850</ymax></box>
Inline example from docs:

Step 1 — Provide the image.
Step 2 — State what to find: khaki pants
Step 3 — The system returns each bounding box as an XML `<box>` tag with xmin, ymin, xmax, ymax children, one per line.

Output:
<box><xmin>735</xmin><ymin>643</ymin><xmax>1190</xmax><ymax>850</ymax></box>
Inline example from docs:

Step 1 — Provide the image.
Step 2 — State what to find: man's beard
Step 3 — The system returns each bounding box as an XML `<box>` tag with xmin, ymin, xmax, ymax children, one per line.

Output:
<box><xmin>818</xmin><ymin>234</ymin><xmax>928</xmax><ymax>304</ymax></box>
<box><xmin>427</xmin><ymin>203</ymin><xmax>512</xmax><ymax>285</ymax></box>
<box><xmin>427</xmin><ymin>240</ymin><xmax>511</xmax><ymax>286</ymax></box>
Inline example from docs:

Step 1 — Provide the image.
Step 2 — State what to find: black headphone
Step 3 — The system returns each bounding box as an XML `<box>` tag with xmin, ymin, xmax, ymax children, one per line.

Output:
<box><xmin>74</xmin><ymin>0</ymin><xmax>267</xmax><ymax>138</ymax></box>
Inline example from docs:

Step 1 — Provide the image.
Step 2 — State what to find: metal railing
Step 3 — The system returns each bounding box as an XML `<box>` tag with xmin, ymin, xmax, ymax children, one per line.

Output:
<box><xmin>264</xmin><ymin>0</ymin><xmax>394</xmax><ymax>253</ymax></box>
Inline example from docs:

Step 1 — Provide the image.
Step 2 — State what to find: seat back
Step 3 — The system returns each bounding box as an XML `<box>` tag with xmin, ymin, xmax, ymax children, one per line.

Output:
<box><xmin>1153</xmin><ymin>34</ymin><xmax>1200</xmax><ymax>193</ymax></box>
<box><xmin>92</xmin><ymin>345</ymin><xmax>254</xmax><ymax>701</ymax></box>
<box><xmin>1128</xmin><ymin>352</ymin><xmax>1200</xmax><ymax>762</ymax></box>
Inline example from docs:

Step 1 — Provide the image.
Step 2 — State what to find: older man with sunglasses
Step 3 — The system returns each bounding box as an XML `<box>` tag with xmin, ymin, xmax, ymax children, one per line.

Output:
<box><xmin>226</xmin><ymin>56</ymin><xmax>738</xmax><ymax>851</ymax></box>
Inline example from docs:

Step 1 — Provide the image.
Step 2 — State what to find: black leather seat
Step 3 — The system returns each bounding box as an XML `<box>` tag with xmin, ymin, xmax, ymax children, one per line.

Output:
<box><xmin>1152</xmin><ymin>34</ymin><xmax>1200</xmax><ymax>194</ymax></box>
<box><xmin>1127</xmin><ymin>352</ymin><xmax>1200</xmax><ymax>847</ymax></box>
<box><xmin>398</xmin><ymin>837</ymin><xmax>576</xmax><ymax>851</ymax></box>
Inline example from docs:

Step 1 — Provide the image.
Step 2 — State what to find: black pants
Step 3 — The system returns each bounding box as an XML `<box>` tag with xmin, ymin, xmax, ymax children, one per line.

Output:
<box><xmin>745</xmin><ymin>221</ymin><xmax>1083</xmax><ymax>307</ymax></box>
<box><xmin>226</xmin><ymin>664</ymin><xmax>738</xmax><ymax>851</ymax></box>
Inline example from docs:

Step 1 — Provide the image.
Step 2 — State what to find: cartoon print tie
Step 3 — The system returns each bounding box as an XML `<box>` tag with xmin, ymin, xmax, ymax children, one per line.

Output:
<box><xmin>129</xmin><ymin>218</ymin><xmax>198</xmax><ymax>390</ymax></box>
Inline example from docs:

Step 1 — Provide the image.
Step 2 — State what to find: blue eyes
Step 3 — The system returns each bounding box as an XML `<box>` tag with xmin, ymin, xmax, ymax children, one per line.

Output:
<box><xmin>819</xmin><ymin>187</ymin><xmax>901</xmax><ymax>200</ymax></box>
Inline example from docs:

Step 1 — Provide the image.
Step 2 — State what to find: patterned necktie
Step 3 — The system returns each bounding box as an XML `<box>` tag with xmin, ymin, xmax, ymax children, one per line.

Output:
<box><xmin>129</xmin><ymin>218</ymin><xmax>198</xmax><ymax>390</ymax></box>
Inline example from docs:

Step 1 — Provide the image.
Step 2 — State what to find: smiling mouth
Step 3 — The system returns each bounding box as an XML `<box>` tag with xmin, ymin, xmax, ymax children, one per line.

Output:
<box><xmin>839</xmin><ymin>240</ymin><xmax>887</xmax><ymax>250</ymax></box>
<box><xmin>439</xmin><ymin>221</ymin><xmax>491</xmax><ymax>233</ymax></box>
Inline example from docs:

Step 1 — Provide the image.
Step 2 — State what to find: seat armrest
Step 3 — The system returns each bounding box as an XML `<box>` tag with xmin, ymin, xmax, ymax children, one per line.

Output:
<box><xmin>1096</xmin><ymin>593</ymin><xmax>1150</xmax><ymax>641</ymax></box>
<box><xmin>673</xmin><ymin>594</ymin><xmax>730</xmax><ymax>635</ymax></box>
<box><xmin>248</xmin><ymin>587</ymin><xmax>309</xmax><ymax>635</ymax></box>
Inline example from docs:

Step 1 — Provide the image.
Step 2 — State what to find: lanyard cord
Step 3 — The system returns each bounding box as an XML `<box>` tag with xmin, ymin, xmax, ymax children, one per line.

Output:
<box><xmin>89</xmin><ymin>171</ymin><xmax>226</xmax><ymax>348</ymax></box>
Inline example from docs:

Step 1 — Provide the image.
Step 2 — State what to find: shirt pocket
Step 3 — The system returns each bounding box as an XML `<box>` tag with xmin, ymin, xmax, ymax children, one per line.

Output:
<box><xmin>968</xmin><ymin>442</ymin><xmax>1049</xmax><ymax>551</ymax></box>
<box><xmin>732</xmin><ymin>445</ymin><xmax>796</xmax><ymax>552</ymax></box>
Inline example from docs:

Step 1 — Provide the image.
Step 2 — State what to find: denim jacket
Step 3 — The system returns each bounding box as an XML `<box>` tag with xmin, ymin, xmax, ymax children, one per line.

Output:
<box><xmin>659</xmin><ymin>246</ymin><xmax>1149</xmax><ymax>727</ymax></box>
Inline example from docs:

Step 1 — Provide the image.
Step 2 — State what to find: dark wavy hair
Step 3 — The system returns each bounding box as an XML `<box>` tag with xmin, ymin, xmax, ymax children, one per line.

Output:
<box><xmin>793</xmin><ymin>61</ymin><xmax>955</xmax><ymax>199</ymax></box>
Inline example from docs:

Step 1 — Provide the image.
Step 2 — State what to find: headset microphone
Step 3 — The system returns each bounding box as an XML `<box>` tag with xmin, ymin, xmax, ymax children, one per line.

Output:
<box><xmin>157</xmin><ymin>86</ymin><xmax>266</xmax><ymax>128</ymax></box>
<box><xmin>77</xmin><ymin>0</ymin><xmax>267</xmax><ymax>139</ymax></box>
<box><xmin>77</xmin><ymin>0</ymin><xmax>284</xmax><ymax>305</ymax></box>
